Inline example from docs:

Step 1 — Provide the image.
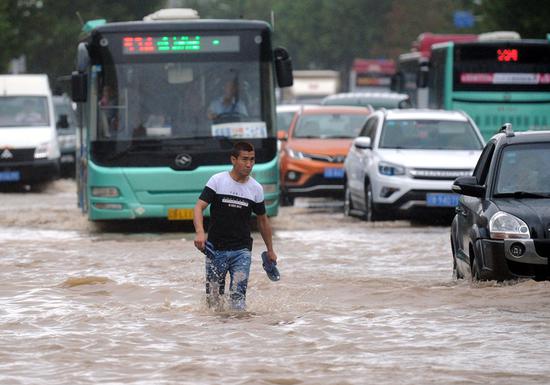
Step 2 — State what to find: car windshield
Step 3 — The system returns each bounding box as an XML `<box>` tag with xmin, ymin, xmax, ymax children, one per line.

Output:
<box><xmin>494</xmin><ymin>143</ymin><xmax>550</xmax><ymax>196</ymax></box>
<box><xmin>293</xmin><ymin>113</ymin><xmax>368</xmax><ymax>139</ymax></box>
<box><xmin>379</xmin><ymin>119</ymin><xmax>483</xmax><ymax>150</ymax></box>
<box><xmin>276</xmin><ymin>110</ymin><xmax>296</xmax><ymax>133</ymax></box>
<box><xmin>53</xmin><ymin>98</ymin><xmax>77</xmax><ymax>131</ymax></box>
<box><xmin>0</xmin><ymin>96</ymin><xmax>49</xmax><ymax>127</ymax></box>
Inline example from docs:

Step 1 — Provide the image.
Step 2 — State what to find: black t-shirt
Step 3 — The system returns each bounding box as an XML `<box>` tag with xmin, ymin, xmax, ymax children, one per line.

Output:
<box><xmin>199</xmin><ymin>171</ymin><xmax>266</xmax><ymax>251</ymax></box>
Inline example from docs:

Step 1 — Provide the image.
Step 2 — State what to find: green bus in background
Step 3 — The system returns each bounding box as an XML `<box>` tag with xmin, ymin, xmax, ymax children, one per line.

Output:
<box><xmin>71</xmin><ymin>8</ymin><xmax>293</xmax><ymax>221</ymax></box>
<box><xmin>427</xmin><ymin>38</ymin><xmax>550</xmax><ymax>140</ymax></box>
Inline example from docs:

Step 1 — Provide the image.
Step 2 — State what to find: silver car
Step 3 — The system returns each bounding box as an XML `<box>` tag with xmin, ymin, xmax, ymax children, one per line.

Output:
<box><xmin>344</xmin><ymin>109</ymin><xmax>485</xmax><ymax>221</ymax></box>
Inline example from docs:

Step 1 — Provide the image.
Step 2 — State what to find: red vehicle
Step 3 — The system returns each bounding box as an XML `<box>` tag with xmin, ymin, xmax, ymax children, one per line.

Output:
<box><xmin>411</xmin><ymin>33</ymin><xmax>478</xmax><ymax>58</ymax></box>
<box><xmin>349</xmin><ymin>59</ymin><xmax>396</xmax><ymax>92</ymax></box>
<box><xmin>393</xmin><ymin>33</ymin><xmax>478</xmax><ymax>107</ymax></box>
<box><xmin>278</xmin><ymin>106</ymin><xmax>371</xmax><ymax>206</ymax></box>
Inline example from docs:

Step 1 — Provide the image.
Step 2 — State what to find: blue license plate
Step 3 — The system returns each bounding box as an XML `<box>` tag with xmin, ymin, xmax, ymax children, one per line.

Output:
<box><xmin>426</xmin><ymin>193</ymin><xmax>459</xmax><ymax>207</ymax></box>
<box><xmin>0</xmin><ymin>171</ymin><xmax>20</xmax><ymax>182</ymax></box>
<box><xmin>324</xmin><ymin>167</ymin><xmax>344</xmax><ymax>179</ymax></box>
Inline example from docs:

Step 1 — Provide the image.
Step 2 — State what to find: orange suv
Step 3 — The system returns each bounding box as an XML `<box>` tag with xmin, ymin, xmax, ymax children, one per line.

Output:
<box><xmin>279</xmin><ymin>105</ymin><xmax>371</xmax><ymax>205</ymax></box>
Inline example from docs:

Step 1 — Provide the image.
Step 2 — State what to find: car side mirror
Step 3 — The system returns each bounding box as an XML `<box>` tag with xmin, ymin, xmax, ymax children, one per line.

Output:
<box><xmin>398</xmin><ymin>99</ymin><xmax>412</xmax><ymax>109</ymax></box>
<box><xmin>452</xmin><ymin>176</ymin><xmax>485</xmax><ymax>197</ymax></box>
<box><xmin>274</xmin><ymin>47</ymin><xmax>293</xmax><ymax>88</ymax></box>
<box><xmin>57</xmin><ymin>114</ymin><xmax>69</xmax><ymax>129</ymax></box>
<box><xmin>277</xmin><ymin>130</ymin><xmax>288</xmax><ymax>141</ymax></box>
<box><xmin>353</xmin><ymin>136</ymin><xmax>371</xmax><ymax>149</ymax></box>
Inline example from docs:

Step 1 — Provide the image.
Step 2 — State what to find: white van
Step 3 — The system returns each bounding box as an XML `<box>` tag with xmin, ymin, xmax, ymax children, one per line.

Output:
<box><xmin>0</xmin><ymin>75</ymin><xmax>60</xmax><ymax>187</ymax></box>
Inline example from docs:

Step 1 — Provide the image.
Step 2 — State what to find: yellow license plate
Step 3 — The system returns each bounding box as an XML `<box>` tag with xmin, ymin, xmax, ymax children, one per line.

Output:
<box><xmin>167</xmin><ymin>208</ymin><xmax>194</xmax><ymax>220</ymax></box>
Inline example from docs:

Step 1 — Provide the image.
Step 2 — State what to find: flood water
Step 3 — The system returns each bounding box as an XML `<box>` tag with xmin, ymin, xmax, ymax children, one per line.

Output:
<box><xmin>1</xmin><ymin>180</ymin><xmax>550</xmax><ymax>384</ymax></box>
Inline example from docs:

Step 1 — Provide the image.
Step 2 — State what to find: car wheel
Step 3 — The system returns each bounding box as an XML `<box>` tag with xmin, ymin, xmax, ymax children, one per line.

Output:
<box><xmin>344</xmin><ymin>183</ymin><xmax>353</xmax><ymax>216</ymax></box>
<box><xmin>364</xmin><ymin>182</ymin><xmax>381</xmax><ymax>222</ymax></box>
<box><xmin>471</xmin><ymin>250</ymin><xmax>483</xmax><ymax>282</ymax></box>
<box><xmin>280</xmin><ymin>191</ymin><xmax>294</xmax><ymax>207</ymax></box>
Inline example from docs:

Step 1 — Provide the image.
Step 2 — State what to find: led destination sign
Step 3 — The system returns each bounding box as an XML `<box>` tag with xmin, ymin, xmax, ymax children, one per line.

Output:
<box><xmin>122</xmin><ymin>35</ymin><xmax>240</xmax><ymax>54</ymax></box>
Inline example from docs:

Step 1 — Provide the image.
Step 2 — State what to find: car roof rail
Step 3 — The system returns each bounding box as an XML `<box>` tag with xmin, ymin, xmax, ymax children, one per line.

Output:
<box><xmin>500</xmin><ymin>123</ymin><xmax>514</xmax><ymax>137</ymax></box>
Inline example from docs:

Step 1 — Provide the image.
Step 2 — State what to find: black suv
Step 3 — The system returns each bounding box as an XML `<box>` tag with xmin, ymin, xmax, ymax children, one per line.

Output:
<box><xmin>450</xmin><ymin>124</ymin><xmax>550</xmax><ymax>281</ymax></box>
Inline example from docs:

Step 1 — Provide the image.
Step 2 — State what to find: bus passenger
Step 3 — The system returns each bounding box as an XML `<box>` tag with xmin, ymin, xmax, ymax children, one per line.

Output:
<box><xmin>99</xmin><ymin>85</ymin><xmax>118</xmax><ymax>135</ymax></box>
<box><xmin>193</xmin><ymin>141</ymin><xmax>277</xmax><ymax>311</ymax></box>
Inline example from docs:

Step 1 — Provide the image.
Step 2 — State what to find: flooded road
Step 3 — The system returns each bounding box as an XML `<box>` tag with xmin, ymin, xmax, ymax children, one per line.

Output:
<box><xmin>1</xmin><ymin>180</ymin><xmax>550</xmax><ymax>384</ymax></box>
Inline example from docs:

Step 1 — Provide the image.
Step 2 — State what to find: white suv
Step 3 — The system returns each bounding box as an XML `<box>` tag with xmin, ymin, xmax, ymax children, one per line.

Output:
<box><xmin>344</xmin><ymin>109</ymin><xmax>484</xmax><ymax>221</ymax></box>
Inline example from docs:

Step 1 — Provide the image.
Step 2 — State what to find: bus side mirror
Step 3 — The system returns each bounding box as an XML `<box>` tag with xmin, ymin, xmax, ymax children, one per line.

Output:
<box><xmin>417</xmin><ymin>63</ymin><xmax>429</xmax><ymax>88</ymax></box>
<box><xmin>390</xmin><ymin>72</ymin><xmax>403</xmax><ymax>92</ymax></box>
<box><xmin>71</xmin><ymin>71</ymin><xmax>87</xmax><ymax>103</ymax></box>
<box><xmin>274</xmin><ymin>47</ymin><xmax>293</xmax><ymax>88</ymax></box>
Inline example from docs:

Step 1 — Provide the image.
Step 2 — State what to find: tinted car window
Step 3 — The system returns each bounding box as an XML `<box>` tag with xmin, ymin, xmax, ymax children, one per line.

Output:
<box><xmin>378</xmin><ymin>119</ymin><xmax>483</xmax><ymax>150</ymax></box>
<box><xmin>294</xmin><ymin>114</ymin><xmax>368</xmax><ymax>139</ymax></box>
<box><xmin>494</xmin><ymin>143</ymin><xmax>550</xmax><ymax>194</ymax></box>
<box><xmin>473</xmin><ymin>141</ymin><xmax>495</xmax><ymax>184</ymax></box>
<box><xmin>359</xmin><ymin>116</ymin><xmax>378</xmax><ymax>141</ymax></box>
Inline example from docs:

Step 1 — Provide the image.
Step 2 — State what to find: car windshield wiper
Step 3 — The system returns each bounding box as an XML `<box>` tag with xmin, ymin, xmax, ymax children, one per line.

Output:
<box><xmin>494</xmin><ymin>191</ymin><xmax>550</xmax><ymax>198</ymax></box>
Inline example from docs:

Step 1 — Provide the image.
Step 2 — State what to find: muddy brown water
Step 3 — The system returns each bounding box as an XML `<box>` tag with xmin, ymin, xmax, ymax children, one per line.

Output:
<box><xmin>1</xmin><ymin>180</ymin><xmax>550</xmax><ymax>384</ymax></box>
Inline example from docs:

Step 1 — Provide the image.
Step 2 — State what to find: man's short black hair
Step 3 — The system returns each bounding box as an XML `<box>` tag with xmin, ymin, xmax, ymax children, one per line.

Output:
<box><xmin>231</xmin><ymin>141</ymin><xmax>255</xmax><ymax>158</ymax></box>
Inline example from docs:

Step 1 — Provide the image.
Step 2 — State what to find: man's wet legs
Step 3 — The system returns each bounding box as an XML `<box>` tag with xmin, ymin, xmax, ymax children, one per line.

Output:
<box><xmin>228</xmin><ymin>249</ymin><xmax>251</xmax><ymax>311</ymax></box>
<box><xmin>205</xmin><ymin>252</ymin><xmax>227</xmax><ymax>310</ymax></box>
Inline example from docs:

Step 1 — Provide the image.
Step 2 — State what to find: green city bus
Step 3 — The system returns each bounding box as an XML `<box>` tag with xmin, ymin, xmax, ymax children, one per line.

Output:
<box><xmin>71</xmin><ymin>9</ymin><xmax>292</xmax><ymax>221</ymax></box>
<box><xmin>427</xmin><ymin>39</ymin><xmax>550</xmax><ymax>140</ymax></box>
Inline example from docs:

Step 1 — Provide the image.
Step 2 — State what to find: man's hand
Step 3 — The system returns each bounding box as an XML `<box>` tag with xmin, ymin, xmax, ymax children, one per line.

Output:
<box><xmin>266</xmin><ymin>249</ymin><xmax>277</xmax><ymax>264</ymax></box>
<box><xmin>194</xmin><ymin>231</ymin><xmax>206</xmax><ymax>252</ymax></box>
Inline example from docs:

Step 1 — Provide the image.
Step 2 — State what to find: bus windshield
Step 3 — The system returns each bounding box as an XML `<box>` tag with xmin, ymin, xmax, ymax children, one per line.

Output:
<box><xmin>453</xmin><ymin>43</ymin><xmax>550</xmax><ymax>92</ymax></box>
<box><xmin>96</xmin><ymin>60</ymin><xmax>264</xmax><ymax>140</ymax></box>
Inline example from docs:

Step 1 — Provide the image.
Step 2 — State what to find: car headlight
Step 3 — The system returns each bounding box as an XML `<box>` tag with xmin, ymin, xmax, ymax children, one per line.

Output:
<box><xmin>34</xmin><ymin>141</ymin><xmax>51</xmax><ymax>159</ymax></box>
<box><xmin>378</xmin><ymin>161</ymin><xmax>405</xmax><ymax>176</ymax></box>
<box><xmin>287</xmin><ymin>148</ymin><xmax>305</xmax><ymax>160</ymax></box>
<box><xmin>489</xmin><ymin>211</ymin><xmax>530</xmax><ymax>239</ymax></box>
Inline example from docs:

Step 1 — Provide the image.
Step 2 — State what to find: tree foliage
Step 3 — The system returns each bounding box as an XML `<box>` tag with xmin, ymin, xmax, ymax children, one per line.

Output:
<box><xmin>479</xmin><ymin>0</ymin><xmax>550</xmax><ymax>39</ymax></box>
<box><xmin>3</xmin><ymin>0</ymin><xmax>546</xmax><ymax>91</ymax></box>
<box><xmin>1</xmin><ymin>0</ymin><xmax>163</xmax><ymax>90</ymax></box>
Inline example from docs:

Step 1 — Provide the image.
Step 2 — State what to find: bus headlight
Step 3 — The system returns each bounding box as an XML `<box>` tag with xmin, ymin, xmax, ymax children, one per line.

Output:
<box><xmin>489</xmin><ymin>211</ymin><xmax>530</xmax><ymax>239</ymax></box>
<box><xmin>262</xmin><ymin>184</ymin><xmax>277</xmax><ymax>193</ymax></box>
<box><xmin>91</xmin><ymin>187</ymin><xmax>120</xmax><ymax>197</ymax></box>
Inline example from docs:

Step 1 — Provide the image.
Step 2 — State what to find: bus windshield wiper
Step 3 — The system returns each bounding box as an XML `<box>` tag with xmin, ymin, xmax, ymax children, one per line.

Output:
<box><xmin>494</xmin><ymin>191</ymin><xmax>550</xmax><ymax>198</ymax></box>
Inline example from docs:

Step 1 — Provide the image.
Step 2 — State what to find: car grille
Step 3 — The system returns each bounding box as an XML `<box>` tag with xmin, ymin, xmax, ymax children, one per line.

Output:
<box><xmin>304</xmin><ymin>153</ymin><xmax>346</xmax><ymax>163</ymax></box>
<box><xmin>409</xmin><ymin>168</ymin><xmax>472</xmax><ymax>180</ymax></box>
<box><xmin>0</xmin><ymin>148</ymin><xmax>35</xmax><ymax>163</ymax></box>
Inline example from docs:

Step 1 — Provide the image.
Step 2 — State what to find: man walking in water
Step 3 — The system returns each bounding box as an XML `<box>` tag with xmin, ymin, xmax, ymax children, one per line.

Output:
<box><xmin>193</xmin><ymin>141</ymin><xmax>277</xmax><ymax>310</ymax></box>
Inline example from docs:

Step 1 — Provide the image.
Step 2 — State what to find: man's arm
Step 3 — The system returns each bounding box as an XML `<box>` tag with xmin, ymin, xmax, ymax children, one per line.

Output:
<box><xmin>193</xmin><ymin>199</ymin><xmax>209</xmax><ymax>252</ymax></box>
<box><xmin>257</xmin><ymin>214</ymin><xmax>277</xmax><ymax>263</ymax></box>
